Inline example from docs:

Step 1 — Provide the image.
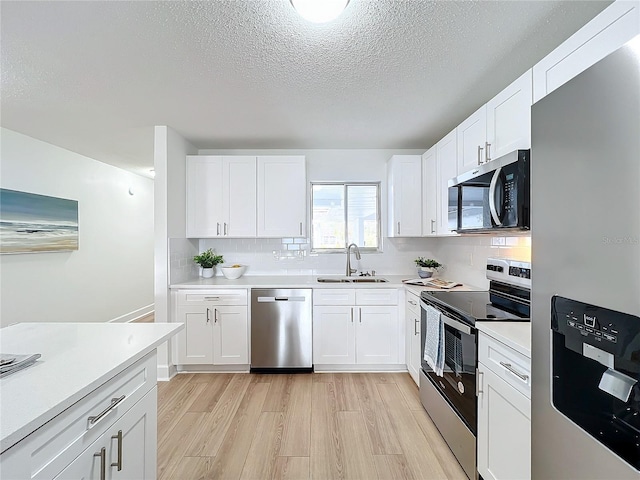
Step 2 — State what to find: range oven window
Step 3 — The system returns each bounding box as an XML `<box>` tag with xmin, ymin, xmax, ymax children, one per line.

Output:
<box><xmin>444</xmin><ymin>327</ymin><xmax>464</xmax><ymax>376</ymax></box>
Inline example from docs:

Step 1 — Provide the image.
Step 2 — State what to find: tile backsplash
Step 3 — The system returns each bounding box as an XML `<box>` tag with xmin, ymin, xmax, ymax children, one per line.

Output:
<box><xmin>167</xmin><ymin>234</ymin><xmax>532</xmax><ymax>288</ymax></box>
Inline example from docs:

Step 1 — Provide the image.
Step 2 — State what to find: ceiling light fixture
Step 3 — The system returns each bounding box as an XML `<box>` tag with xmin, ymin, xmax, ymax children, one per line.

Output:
<box><xmin>290</xmin><ymin>0</ymin><xmax>349</xmax><ymax>24</ymax></box>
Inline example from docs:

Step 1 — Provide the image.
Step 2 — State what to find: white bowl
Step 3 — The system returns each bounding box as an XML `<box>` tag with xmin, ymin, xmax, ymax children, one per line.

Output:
<box><xmin>221</xmin><ymin>265</ymin><xmax>246</xmax><ymax>279</ymax></box>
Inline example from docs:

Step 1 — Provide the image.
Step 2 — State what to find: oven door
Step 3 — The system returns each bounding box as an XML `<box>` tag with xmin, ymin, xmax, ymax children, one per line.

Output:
<box><xmin>421</xmin><ymin>300</ymin><xmax>478</xmax><ymax>434</ymax></box>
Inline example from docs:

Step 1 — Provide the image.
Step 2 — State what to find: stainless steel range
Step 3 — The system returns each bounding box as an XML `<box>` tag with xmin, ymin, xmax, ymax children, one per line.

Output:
<box><xmin>419</xmin><ymin>258</ymin><xmax>531</xmax><ymax>479</ymax></box>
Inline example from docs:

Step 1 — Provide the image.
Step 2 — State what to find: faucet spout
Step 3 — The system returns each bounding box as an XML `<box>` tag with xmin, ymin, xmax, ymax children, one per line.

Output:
<box><xmin>346</xmin><ymin>243</ymin><xmax>361</xmax><ymax>276</ymax></box>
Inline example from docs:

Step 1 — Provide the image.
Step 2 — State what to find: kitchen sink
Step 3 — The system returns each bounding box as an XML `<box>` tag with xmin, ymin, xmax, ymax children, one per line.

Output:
<box><xmin>316</xmin><ymin>277</ymin><xmax>388</xmax><ymax>283</ymax></box>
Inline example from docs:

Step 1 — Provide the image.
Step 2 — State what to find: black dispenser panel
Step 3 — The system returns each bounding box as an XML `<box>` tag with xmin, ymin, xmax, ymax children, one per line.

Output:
<box><xmin>551</xmin><ymin>296</ymin><xmax>640</xmax><ymax>471</ymax></box>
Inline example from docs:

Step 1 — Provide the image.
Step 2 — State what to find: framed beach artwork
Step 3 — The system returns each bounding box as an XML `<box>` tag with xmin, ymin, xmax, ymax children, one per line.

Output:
<box><xmin>0</xmin><ymin>188</ymin><xmax>79</xmax><ymax>254</ymax></box>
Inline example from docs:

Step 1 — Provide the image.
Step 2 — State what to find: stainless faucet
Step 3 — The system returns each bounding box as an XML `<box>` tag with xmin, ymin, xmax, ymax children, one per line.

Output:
<box><xmin>346</xmin><ymin>243</ymin><xmax>361</xmax><ymax>276</ymax></box>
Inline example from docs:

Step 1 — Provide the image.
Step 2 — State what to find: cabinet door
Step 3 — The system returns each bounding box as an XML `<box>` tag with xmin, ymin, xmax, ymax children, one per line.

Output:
<box><xmin>223</xmin><ymin>156</ymin><xmax>256</xmax><ymax>237</ymax></box>
<box><xmin>405</xmin><ymin>293</ymin><xmax>421</xmax><ymax>385</ymax></box>
<box><xmin>486</xmin><ymin>70</ymin><xmax>532</xmax><ymax>160</ymax></box>
<box><xmin>457</xmin><ymin>105</ymin><xmax>487</xmax><ymax>174</ymax></box>
<box><xmin>312</xmin><ymin>306</ymin><xmax>356</xmax><ymax>365</ymax></box>
<box><xmin>477</xmin><ymin>363</ymin><xmax>531</xmax><ymax>480</ymax></box>
<box><xmin>257</xmin><ymin>156</ymin><xmax>306</xmax><ymax>237</ymax></box>
<box><xmin>356</xmin><ymin>306</ymin><xmax>399</xmax><ymax>364</ymax></box>
<box><xmin>387</xmin><ymin>155</ymin><xmax>422</xmax><ymax>237</ymax></box>
<box><xmin>213</xmin><ymin>306</ymin><xmax>249</xmax><ymax>365</ymax></box>
<box><xmin>421</xmin><ymin>147</ymin><xmax>437</xmax><ymax>236</ymax></box>
<box><xmin>533</xmin><ymin>1</ymin><xmax>639</xmax><ymax>103</ymax></box>
<box><xmin>175</xmin><ymin>306</ymin><xmax>214</xmax><ymax>364</ymax></box>
<box><xmin>186</xmin><ymin>156</ymin><xmax>223</xmax><ymax>238</ymax></box>
<box><xmin>435</xmin><ymin>130</ymin><xmax>458</xmax><ymax>235</ymax></box>
<box><xmin>54</xmin><ymin>388</ymin><xmax>157</xmax><ymax>480</ymax></box>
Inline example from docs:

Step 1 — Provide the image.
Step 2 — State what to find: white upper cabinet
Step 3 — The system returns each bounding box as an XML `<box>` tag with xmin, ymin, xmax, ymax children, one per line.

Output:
<box><xmin>422</xmin><ymin>146</ymin><xmax>438</xmax><ymax>236</ymax></box>
<box><xmin>486</xmin><ymin>69</ymin><xmax>533</xmax><ymax>160</ymax></box>
<box><xmin>435</xmin><ymin>129</ymin><xmax>458</xmax><ymax>236</ymax></box>
<box><xmin>186</xmin><ymin>155</ymin><xmax>256</xmax><ymax>238</ymax></box>
<box><xmin>533</xmin><ymin>0</ymin><xmax>640</xmax><ymax>103</ymax></box>
<box><xmin>186</xmin><ymin>156</ymin><xmax>224</xmax><ymax>238</ymax></box>
<box><xmin>257</xmin><ymin>156</ymin><xmax>306</xmax><ymax>238</ymax></box>
<box><xmin>457</xmin><ymin>105</ymin><xmax>488</xmax><ymax>174</ymax></box>
<box><xmin>387</xmin><ymin>155</ymin><xmax>422</xmax><ymax>237</ymax></box>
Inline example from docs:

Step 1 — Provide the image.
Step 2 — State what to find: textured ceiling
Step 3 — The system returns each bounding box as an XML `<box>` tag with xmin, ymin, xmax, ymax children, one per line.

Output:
<box><xmin>1</xmin><ymin>0</ymin><xmax>611</xmax><ymax>176</ymax></box>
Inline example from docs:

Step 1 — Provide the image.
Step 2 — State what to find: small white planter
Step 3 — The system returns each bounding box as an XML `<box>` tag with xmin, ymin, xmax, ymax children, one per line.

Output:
<box><xmin>201</xmin><ymin>267</ymin><xmax>215</xmax><ymax>278</ymax></box>
<box><xmin>418</xmin><ymin>267</ymin><xmax>435</xmax><ymax>278</ymax></box>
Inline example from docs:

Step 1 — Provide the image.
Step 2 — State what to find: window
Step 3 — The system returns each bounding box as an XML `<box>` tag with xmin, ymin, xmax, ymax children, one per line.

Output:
<box><xmin>311</xmin><ymin>182</ymin><xmax>381</xmax><ymax>252</ymax></box>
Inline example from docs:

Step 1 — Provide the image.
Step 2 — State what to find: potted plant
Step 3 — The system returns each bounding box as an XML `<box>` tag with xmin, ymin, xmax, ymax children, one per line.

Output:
<box><xmin>193</xmin><ymin>248</ymin><xmax>224</xmax><ymax>278</ymax></box>
<box><xmin>414</xmin><ymin>257</ymin><xmax>442</xmax><ymax>278</ymax></box>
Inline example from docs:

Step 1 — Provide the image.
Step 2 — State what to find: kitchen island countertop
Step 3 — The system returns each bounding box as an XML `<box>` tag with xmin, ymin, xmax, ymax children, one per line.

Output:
<box><xmin>0</xmin><ymin>322</ymin><xmax>182</xmax><ymax>453</ymax></box>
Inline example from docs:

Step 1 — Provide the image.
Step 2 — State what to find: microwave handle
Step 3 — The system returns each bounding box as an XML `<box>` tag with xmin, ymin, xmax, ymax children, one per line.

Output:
<box><xmin>489</xmin><ymin>167</ymin><xmax>503</xmax><ymax>226</ymax></box>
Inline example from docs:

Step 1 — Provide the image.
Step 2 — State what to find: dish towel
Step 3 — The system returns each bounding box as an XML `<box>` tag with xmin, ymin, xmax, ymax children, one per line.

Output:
<box><xmin>423</xmin><ymin>305</ymin><xmax>445</xmax><ymax>377</ymax></box>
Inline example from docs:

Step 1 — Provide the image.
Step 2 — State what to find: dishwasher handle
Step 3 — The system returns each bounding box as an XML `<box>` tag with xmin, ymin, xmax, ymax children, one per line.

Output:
<box><xmin>257</xmin><ymin>296</ymin><xmax>307</xmax><ymax>302</ymax></box>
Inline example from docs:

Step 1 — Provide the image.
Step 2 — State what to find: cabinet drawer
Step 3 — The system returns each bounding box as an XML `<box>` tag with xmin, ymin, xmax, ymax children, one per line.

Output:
<box><xmin>177</xmin><ymin>289</ymin><xmax>248</xmax><ymax>306</ymax></box>
<box><xmin>479</xmin><ymin>333</ymin><xmax>531</xmax><ymax>399</ymax></box>
<box><xmin>356</xmin><ymin>288</ymin><xmax>399</xmax><ymax>306</ymax></box>
<box><xmin>313</xmin><ymin>289</ymin><xmax>356</xmax><ymax>306</ymax></box>
<box><xmin>406</xmin><ymin>292</ymin><xmax>420</xmax><ymax>315</ymax></box>
<box><xmin>1</xmin><ymin>352</ymin><xmax>156</xmax><ymax>479</ymax></box>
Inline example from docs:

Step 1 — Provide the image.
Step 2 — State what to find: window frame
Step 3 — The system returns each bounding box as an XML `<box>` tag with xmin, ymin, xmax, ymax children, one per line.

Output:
<box><xmin>310</xmin><ymin>181</ymin><xmax>382</xmax><ymax>254</ymax></box>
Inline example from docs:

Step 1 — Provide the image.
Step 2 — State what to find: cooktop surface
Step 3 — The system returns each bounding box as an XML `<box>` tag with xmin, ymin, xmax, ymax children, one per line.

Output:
<box><xmin>421</xmin><ymin>290</ymin><xmax>529</xmax><ymax>324</ymax></box>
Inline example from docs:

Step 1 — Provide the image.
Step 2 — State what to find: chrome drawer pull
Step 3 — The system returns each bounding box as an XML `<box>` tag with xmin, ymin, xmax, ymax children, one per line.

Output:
<box><xmin>88</xmin><ymin>395</ymin><xmax>126</xmax><ymax>426</ymax></box>
<box><xmin>204</xmin><ymin>296</ymin><xmax>220</xmax><ymax>301</ymax></box>
<box><xmin>94</xmin><ymin>447</ymin><xmax>106</xmax><ymax>480</ymax></box>
<box><xmin>499</xmin><ymin>362</ymin><xmax>529</xmax><ymax>381</ymax></box>
<box><xmin>111</xmin><ymin>430</ymin><xmax>123</xmax><ymax>471</ymax></box>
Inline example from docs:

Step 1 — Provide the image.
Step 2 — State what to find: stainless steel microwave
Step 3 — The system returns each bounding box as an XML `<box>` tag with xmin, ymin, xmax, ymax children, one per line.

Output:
<box><xmin>448</xmin><ymin>149</ymin><xmax>530</xmax><ymax>233</ymax></box>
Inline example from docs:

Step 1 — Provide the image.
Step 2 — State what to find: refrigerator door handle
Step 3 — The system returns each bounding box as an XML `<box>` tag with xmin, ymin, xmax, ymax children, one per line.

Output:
<box><xmin>489</xmin><ymin>167</ymin><xmax>503</xmax><ymax>226</ymax></box>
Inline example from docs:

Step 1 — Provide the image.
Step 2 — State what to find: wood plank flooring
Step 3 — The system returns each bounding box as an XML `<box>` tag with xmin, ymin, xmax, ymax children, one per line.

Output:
<box><xmin>157</xmin><ymin>372</ymin><xmax>466</xmax><ymax>480</ymax></box>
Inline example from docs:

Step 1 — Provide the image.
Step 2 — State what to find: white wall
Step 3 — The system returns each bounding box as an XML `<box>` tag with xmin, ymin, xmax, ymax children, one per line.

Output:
<box><xmin>0</xmin><ymin>128</ymin><xmax>154</xmax><ymax>327</ymax></box>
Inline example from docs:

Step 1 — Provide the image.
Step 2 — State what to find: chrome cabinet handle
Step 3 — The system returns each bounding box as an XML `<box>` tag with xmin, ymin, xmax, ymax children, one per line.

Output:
<box><xmin>217</xmin><ymin>222</ymin><xmax>220</xmax><ymax>235</ymax></box>
<box><xmin>359</xmin><ymin>308</ymin><xmax>362</xmax><ymax>323</ymax></box>
<box><xmin>397</xmin><ymin>222</ymin><xmax>400</xmax><ymax>235</ymax></box>
<box><xmin>499</xmin><ymin>362</ymin><xmax>529</xmax><ymax>381</ymax></box>
<box><xmin>430</xmin><ymin>219</ymin><xmax>435</xmax><ymax>234</ymax></box>
<box><xmin>206</xmin><ymin>307</ymin><xmax>210</xmax><ymax>323</ymax></box>
<box><xmin>204</xmin><ymin>296</ymin><xmax>220</xmax><ymax>301</ymax></box>
<box><xmin>224</xmin><ymin>222</ymin><xmax>228</xmax><ymax>235</ymax></box>
<box><xmin>299</xmin><ymin>222</ymin><xmax>303</xmax><ymax>235</ymax></box>
<box><xmin>485</xmin><ymin>141</ymin><xmax>491</xmax><ymax>162</ymax></box>
<box><xmin>88</xmin><ymin>395</ymin><xmax>126</xmax><ymax>427</ymax></box>
<box><xmin>111</xmin><ymin>430</ymin><xmax>123</xmax><ymax>471</ymax></box>
<box><xmin>477</xmin><ymin>145</ymin><xmax>484</xmax><ymax>165</ymax></box>
<box><xmin>351</xmin><ymin>308</ymin><xmax>354</xmax><ymax>323</ymax></box>
<box><xmin>408</xmin><ymin>300</ymin><xmax>417</xmax><ymax>306</ymax></box>
<box><xmin>94</xmin><ymin>447</ymin><xmax>106</xmax><ymax>480</ymax></box>
<box><xmin>214</xmin><ymin>308</ymin><xmax>219</xmax><ymax>323</ymax></box>
<box><xmin>414</xmin><ymin>318</ymin><xmax>419</xmax><ymax>335</ymax></box>
<box><xmin>476</xmin><ymin>368</ymin><xmax>484</xmax><ymax>396</ymax></box>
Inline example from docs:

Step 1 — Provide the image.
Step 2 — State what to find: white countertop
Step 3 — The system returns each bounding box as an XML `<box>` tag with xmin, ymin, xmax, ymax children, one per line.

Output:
<box><xmin>476</xmin><ymin>321</ymin><xmax>531</xmax><ymax>358</ymax></box>
<box><xmin>0</xmin><ymin>322</ymin><xmax>182</xmax><ymax>452</ymax></box>
<box><xmin>170</xmin><ymin>274</ymin><xmax>483</xmax><ymax>293</ymax></box>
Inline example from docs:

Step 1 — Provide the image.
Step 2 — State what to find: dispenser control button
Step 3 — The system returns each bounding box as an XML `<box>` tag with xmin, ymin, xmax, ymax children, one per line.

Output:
<box><xmin>603</xmin><ymin>333</ymin><xmax>617</xmax><ymax>343</ymax></box>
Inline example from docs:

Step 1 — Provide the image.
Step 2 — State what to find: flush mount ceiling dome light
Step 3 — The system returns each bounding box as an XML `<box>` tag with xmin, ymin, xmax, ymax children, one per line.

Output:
<box><xmin>290</xmin><ymin>0</ymin><xmax>349</xmax><ymax>23</ymax></box>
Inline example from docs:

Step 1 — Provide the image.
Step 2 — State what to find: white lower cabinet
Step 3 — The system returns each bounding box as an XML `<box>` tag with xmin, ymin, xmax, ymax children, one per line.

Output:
<box><xmin>477</xmin><ymin>332</ymin><xmax>531</xmax><ymax>480</ymax></box>
<box><xmin>313</xmin><ymin>288</ymin><xmax>400</xmax><ymax>366</ymax></box>
<box><xmin>405</xmin><ymin>290</ymin><xmax>421</xmax><ymax>385</ymax></box>
<box><xmin>173</xmin><ymin>289</ymin><xmax>249</xmax><ymax>366</ymax></box>
<box><xmin>0</xmin><ymin>353</ymin><xmax>158</xmax><ymax>480</ymax></box>
<box><xmin>54</xmin><ymin>387</ymin><xmax>157</xmax><ymax>480</ymax></box>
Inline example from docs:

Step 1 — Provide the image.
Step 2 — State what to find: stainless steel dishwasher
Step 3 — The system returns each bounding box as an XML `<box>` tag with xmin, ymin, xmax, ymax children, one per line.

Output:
<box><xmin>250</xmin><ymin>289</ymin><xmax>312</xmax><ymax>372</ymax></box>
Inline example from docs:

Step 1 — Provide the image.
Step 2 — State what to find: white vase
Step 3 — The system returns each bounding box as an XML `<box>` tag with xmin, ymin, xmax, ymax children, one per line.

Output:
<box><xmin>201</xmin><ymin>267</ymin><xmax>215</xmax><ymax>278</ymax></box>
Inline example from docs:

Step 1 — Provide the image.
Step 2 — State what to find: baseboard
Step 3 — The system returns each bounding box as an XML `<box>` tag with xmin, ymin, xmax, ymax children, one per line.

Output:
<box><xmin>176</xmin><ymin>364</ymin><xmax>250</xmax><ymax>373</ymax></box>
<box><xmin>157</xmin><ymin>363</ymin><xmax>177</xmax><ymax>381</ymax></box>
<box><xmin>313</xmin><ymin>364</ymin><xmax>409</xmax><ymax>373</ymax></box>
<box><xmin>109</xmin><ymin>304</ymin><xmax>155</xmax><ymax>323</ymax></box>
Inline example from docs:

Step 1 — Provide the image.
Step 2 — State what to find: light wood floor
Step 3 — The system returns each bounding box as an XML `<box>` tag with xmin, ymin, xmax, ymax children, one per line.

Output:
<box><xmin>157</xmin><ymin>372</ymin><xmax>465</xmax><ymax>479</ymax></box>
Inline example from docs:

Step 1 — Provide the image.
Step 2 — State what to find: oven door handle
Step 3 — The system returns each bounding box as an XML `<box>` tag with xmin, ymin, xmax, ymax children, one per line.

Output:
<box><xmin>420</xmin><ymin>301</ymin><xmax>472</xmax><ymax>335</ymax></box>
<box><xmin>489</xmin><ymin>166</ymin><xmax>503</xmax><ymax>226</ymax></box>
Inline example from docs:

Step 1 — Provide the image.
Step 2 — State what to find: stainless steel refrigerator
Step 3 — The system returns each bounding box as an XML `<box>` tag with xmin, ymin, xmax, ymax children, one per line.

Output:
<box><xmin>531</xmin><ymin>35</ymin><xmax>640</xmax><ymax>478</ymax></box>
